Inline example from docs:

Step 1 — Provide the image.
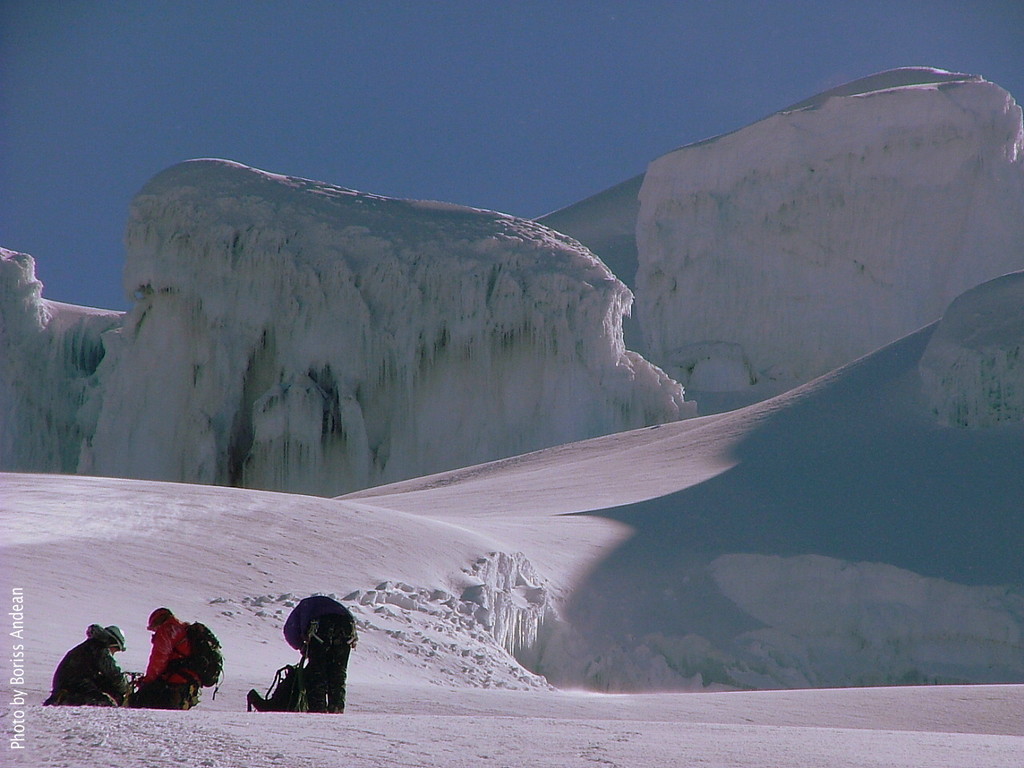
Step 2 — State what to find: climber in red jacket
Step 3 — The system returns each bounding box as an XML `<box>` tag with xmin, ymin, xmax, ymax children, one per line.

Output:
<box><xmin>127</xmin><ymin>607</ymin><xmax>199</xmax><ymax>709</ymax></box>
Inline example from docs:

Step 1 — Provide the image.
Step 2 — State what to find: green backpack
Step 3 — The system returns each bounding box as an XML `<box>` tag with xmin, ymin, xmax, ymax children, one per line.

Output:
<box><xmin>181</xmin><ymin>622</ymin><xmax>223</xmax><ymax>687</ymax></box>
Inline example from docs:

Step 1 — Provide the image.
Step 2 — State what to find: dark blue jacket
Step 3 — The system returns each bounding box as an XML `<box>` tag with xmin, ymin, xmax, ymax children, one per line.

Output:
<box><xmin>283</xmin><ymin>596</ymin><xmax>354</xmax><ymax>650</ymax></box>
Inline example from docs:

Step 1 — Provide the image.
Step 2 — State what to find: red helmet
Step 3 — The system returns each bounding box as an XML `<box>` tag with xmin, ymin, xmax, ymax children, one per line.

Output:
<box><xmin>147</xmin><ymin>607</ymin><xmax>173</xmax><ymax>630</ymax></box>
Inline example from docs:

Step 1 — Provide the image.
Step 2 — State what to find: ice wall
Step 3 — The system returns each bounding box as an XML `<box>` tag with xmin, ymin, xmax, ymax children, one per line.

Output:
<box><xmin>636</xmin><ymin>68</ymin><xmax>1024</xmax><ymax>392</ymax></box>
<box><xmin>81</xmin><ymin>159</ymin><xmax>687</xmax><ymax>495</ymax></box>
<box><xmin>0</xmin><ymin>249</ymin><xmax>121</xmax><ymax>472</ymax></box>
<box><xmin>919</xmin><ymin>270</ymin><xmax>1024</xmax><ymax>427</ymax></box>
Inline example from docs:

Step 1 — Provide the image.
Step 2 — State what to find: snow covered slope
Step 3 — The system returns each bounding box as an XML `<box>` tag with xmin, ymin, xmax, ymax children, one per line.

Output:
<box><xmin>636</xmin><ymin>68</ymin><xmax>1024</xmax><ymax>395</ymax></box>
<box><xmin>0</xmin><ymin>161</ymin><xmax>688</xmax><ymax>495</ymax></box>
<box><xmin>10</xmin><ymin>262</ymin><xmax>1020</xmax><ymax>698</ymax></box>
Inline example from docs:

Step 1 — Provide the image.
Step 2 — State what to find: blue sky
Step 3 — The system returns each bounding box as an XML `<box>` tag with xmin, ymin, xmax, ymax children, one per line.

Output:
<box><xmin>2</xmin><ymin>1</ymin><xmax>1022</xmax><ymax>310</ymax></box>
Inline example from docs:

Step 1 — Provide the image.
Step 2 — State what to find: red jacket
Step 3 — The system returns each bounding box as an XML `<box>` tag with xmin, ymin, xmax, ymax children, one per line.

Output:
<box><xmin>142</xmin><ymin>616</ymin><xmax>193</xmax><ymax>684</ymax></box>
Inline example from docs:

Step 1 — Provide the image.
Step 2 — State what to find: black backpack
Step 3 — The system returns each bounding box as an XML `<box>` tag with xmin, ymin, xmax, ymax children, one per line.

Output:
<box><xmin>247</xmin><ymin>663</ymin><xmax>308</xmax><ymax>712</ymax></box>
<box><xmin>182</xmin><ymin>622</ymin><xmax>223</xmax><ymax>688</ymax></box>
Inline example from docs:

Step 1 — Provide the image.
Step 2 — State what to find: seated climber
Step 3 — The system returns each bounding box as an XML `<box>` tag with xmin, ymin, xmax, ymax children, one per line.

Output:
<box><xmin>128</xmin><ymin>607</ymin><xmax>202</xmax><ymax>709</ymax></box>
<box><xmin>43</xmin><ymin>624</ymin><xmax>128</xmax><ymax>706</ymax></box>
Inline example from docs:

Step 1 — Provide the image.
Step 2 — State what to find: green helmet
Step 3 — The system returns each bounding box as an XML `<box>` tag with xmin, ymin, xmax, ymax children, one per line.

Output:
<box><xmin>87</xmin><ymin>623</ymin><xmax>126</xmax><ymax>652</ymax></box>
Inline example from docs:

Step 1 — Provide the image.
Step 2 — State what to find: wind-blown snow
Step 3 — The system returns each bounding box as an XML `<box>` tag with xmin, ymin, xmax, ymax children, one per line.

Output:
<box><xmin>1</xmin><ymin>161</ymin><xmax>688</xmax><ymax>495</ymax></box>
<box><xmin>635</xmin><ymin>68</ymin><xmax>1024</xmax><ymax>395</ymax></box>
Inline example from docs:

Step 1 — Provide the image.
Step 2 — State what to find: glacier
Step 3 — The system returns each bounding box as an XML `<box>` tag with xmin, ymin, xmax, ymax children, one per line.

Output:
<box><xmin>3</xmin><ymin>65</ymin><xmax>1024</xmax><ymax>694</ymax></box>
<box><xmin>1</xmin><ymin>161</ymin><xmax>688</xmax><ymax>495</ymax></box>
<box><xmin>631</xmin><ymin>68</ymin><xmax>1024</xmax><ymax>398</ymax></box>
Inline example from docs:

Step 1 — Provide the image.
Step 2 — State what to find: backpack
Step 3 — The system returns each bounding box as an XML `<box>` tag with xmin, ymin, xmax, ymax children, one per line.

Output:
<box><xmin>181</xmin><ymin>622</ymin><xmax>223</xmax><ymax>688</ymax></box>
<box><xmin>247</xmin><ymin>663</ymin><xmax>308</xmax><ymax>712</ymax></box>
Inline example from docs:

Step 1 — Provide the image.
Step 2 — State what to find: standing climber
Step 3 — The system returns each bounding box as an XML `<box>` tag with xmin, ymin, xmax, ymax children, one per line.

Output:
<box><xmin>43</xmin><ymin>624</ymin><xmax>128</xmax><ymax>706</ymax></box>
<box><xmin>283</xmin><ymin>595</ymin><xmax>357</xmax><ymax>713</ymax></box>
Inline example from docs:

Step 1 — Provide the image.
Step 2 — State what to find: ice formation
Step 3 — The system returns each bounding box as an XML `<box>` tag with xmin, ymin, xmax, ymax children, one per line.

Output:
<box><xmin>0</xmin><ymin>249</ymin><xmax>121</xmax><ymax>472</ymax></box>
<box><xmin>538</xmin><ymin>176</ymin><xmax>647</xmax><ymax>351</ymax></box>
<box><xmin>12</xmin><ymin>159</ymin><xmax>686</xmax><ymax>495</ymax></box>
<box><xmin>919</xmin><ymin>270</ymin><xmax>1024</xmax><ymax>427</ymax></box>
<box><xmin>635</xmin><ymin>68</ymin><xmax>1024</xmax><ymax>392</ymax></box>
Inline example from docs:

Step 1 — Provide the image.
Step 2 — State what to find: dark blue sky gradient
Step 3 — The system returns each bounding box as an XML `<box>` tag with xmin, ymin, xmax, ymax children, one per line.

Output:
<box><xmin>2</xmin><ymin>1</ymin><xmax>1022</xmax><ymax>310</ymax></box>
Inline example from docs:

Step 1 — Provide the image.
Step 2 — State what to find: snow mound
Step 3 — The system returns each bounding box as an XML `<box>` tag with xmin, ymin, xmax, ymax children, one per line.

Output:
<box><xmin>635</xmin><ymin>69</ymin><xmax>1024</xmax><ymax>392</ymax></box>
<box><xmin>1</xmin><ymin>160</ymin><xmax>690</xmax><ymax>494</ymax></box>
<box><xmin>920</xmin><ymin>271</ymin><xmax>1024</xmax><ymax>427</ymax></box>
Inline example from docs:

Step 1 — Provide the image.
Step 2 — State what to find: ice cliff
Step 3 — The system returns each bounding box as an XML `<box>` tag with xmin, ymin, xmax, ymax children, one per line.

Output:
<box><xmin>0</xmin><ymin>249</ymin><xmax>121</xmax><ymax>472</ymax></box>
<box><xmin>2</xmin><ymin>160</ymin><xmax>687</xmax><ymax>495</ymax></box>
<box><xmin>635</xmin><ymin>68</ymin><xmax>1024</xmax><ymax>394</ymax></box>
